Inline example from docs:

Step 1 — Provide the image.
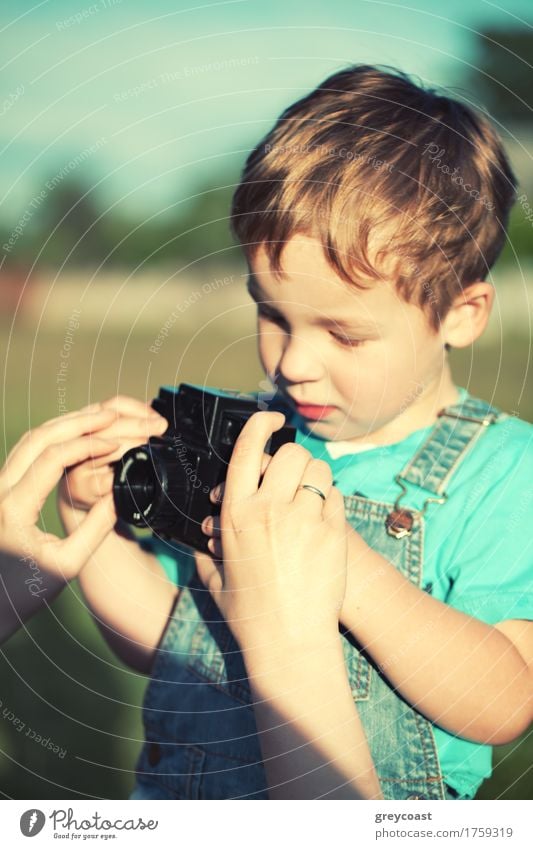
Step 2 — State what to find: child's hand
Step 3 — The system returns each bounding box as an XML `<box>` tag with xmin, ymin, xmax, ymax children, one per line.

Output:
<box><xmin>195</xmin><ymin>412</ymin><xmax>348</xmax><ymax>650</ymax></box>
<box><xmin>0</xmin><ymin>405</ymin><xmax>120</xmax><ymax>581</ymax></box>
<box><xmin>58</xmin><ymin>395</ymin><xmax>168</xmax><ymax>513</ymax></box>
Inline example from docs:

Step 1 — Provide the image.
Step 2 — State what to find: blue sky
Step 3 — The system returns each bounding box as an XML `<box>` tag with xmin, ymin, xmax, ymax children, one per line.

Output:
<box><xmin>1</xmin><ymin>0</ymin><xmax>532</xmax><ymax>223</ymax></box>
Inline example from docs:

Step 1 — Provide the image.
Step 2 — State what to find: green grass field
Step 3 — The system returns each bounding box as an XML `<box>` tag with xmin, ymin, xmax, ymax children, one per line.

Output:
<box><xmin>0</xmin><ymin>321</ymin><xmax>531</xmax><ymax>799</ymax></box>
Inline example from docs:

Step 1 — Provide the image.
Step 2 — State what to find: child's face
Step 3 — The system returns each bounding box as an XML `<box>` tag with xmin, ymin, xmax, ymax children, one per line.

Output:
<box><xmin>247</xmin><ymin>235</ymin><xmax>448</xmax><ymax>442</ymax></box>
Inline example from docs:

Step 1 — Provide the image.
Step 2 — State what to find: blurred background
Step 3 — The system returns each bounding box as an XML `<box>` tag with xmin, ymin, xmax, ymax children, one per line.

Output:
<box><xmin>0</xmin><ymin>0</ymin><xmax>531</xmax><ymax>799</ymax></box>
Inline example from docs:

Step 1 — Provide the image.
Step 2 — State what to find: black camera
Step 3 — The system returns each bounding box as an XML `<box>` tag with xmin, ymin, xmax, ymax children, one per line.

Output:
<box><xmin>112</xmin><ymin>383</ymin><xmax>296</xmax><ymax>553</ymax></box>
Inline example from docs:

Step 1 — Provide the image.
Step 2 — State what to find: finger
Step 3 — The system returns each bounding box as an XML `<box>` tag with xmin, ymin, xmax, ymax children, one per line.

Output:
<box><xmin>1</xmin><ymin>409</ymin><xmax>118</xmax><ymax>489</ymax></box>
<box><xmin>40</xmin><ymin>402</ymin><xmax>105</xmax><ymax>426</ymax></box>
<box><xmin>54</xmin><ymin>494</ymin><xmax>117</xmax><ymax>570</ymax></box>
<box><xmin>195</xmin><ymin>550</ymin><xmax>224</xmax><ymax>597</ymax></box>
<box><xmin>89</xmin><ymin>415</ymin><xmax>167</xmax><ymax>443</ymax></box>
<box><xmin>90</xmin><ymin>432</ymin><xmax>172</xmax><ymax>469</ymax></box>
<box><xmin>88</xmin><ymin>438</ymin><xmax>157</xmax><ymax>467</ymax></box>
<box><xmin>322</xmin><ymin>485</ymin><xmax>346</xmax><ymax>527</ymax></box>
<box><xmin>79</xmin><ymin>420</ymin><xmax>168</xmax><ymax>468</ymax></box>
<box><xmin>293</xmin><ymin>458</ymin><xmax>334</xmax><ymax>513</ymax></box>
<box><xmin>37</xmin><ymin>407</ymin><xmax>115</xmax><ymax>432</ymax></box>
<box><xmin>223</xmin><ymin>411</ymin><xmax>286</xmax><ymax>505</ymax></box>
<box><xmin>201</xmin><ymin>514</ymin><xmax>221</xmax><ymax>538</ymax></box>
<box><xmin>11</xmin><ymin>436</ymin><xmax>119</xmax><ymax>517</ymax></box>
<box><xmin>206</xmin><ymin>537</ymin><xmax>223</xmax><ymax>561</ymax></box>
<box><xmin>61</xmin><ymin>467</ymin><xmax>114</xmax><ymax>507</ymax></box>
<box><xmin>101</xmin><ymin>395</ymin><xmax>159</xmax><ymax>418</ymax></box>
<box><xmin>259</xmin><ymin>443</ymin><xmax>312</xmax><ymax>501</ymax></box>
<box><xmin>210</xmin><ymin>452</ymin><xmax>272</xmax><ymax>504</ymax></box>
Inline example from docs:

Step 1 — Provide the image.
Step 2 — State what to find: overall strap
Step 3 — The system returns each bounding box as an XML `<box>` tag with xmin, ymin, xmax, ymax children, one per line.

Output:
<box><xmin>397</xmin><ymin>396</ymin><xmax>501</xmax><ymax>498</ymax></box>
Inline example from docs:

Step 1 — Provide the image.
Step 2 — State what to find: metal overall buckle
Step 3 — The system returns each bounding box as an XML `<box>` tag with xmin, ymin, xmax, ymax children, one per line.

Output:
<box><xmin>385</xmin><ymin>475</ymin><xmax>448</xmax><ymax>539</ymax></box>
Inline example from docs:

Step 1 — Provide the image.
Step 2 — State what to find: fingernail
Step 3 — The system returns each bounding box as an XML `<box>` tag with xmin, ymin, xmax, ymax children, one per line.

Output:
<box><xmin>84</xmin><ymin>403</ymin><xmax>101</xmax><ymax>412</ymax></box>
<box><xmin>207</xmin><ymin>538</ymin><xmax>215</xmax><ymax>553</ymax></box>
<box><xmin>211</xmin><ymin>485</ymin><xmax>221</xmax><ymax>502</ymax></box>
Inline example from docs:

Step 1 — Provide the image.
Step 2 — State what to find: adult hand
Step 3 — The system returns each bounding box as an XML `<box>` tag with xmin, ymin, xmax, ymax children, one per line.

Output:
<box><xmin>195</xmin><ymin>411</ymin><xmax>348</xmax><ymax>651</ymax></box>
<box><xmin>201</xmin><ymin>450</ymin><xmax>272</xmax><ymax>561</ymax></box>
<box><xmin>0</xmin><ymin>405</ymin><xmax>120</xmax><ymax>583</ymax></box>
<box><xmin>58</xmin><ymin>395</ymin><xmax>167</xmax><ymax>512</ymax></box>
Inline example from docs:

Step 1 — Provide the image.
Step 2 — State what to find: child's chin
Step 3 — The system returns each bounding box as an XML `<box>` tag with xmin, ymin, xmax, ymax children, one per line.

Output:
<box><xmin>309</xmin><ymin>418</ymin><xmax>375</xmax><ymax>441</ymax></box>
<box><xmin>301</xmin><ymin>418</ymin><xmax>345</xmax><ymax>438</ymax></box>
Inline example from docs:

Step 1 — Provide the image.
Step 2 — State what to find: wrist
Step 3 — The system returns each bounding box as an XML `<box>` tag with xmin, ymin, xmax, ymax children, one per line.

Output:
<box><xmin>240</xmin><ymin>625</ymin><xmax>344</xmax><ymax>681</ymax></box>
<box><xmin>230</xmin><ymin>594</ymin><xmax>342</xmax><ymax>653</ymax></box>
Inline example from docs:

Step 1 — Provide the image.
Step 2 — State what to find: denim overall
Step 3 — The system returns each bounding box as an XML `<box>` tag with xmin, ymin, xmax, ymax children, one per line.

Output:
<box><xmin>132</xmin><ymin>396</ymin><xmax>500</xmax><ymax>800</ymax></box>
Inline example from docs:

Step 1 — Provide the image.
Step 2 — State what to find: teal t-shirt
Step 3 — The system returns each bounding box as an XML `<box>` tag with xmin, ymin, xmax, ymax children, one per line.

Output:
<box><xmin>144</xmin><ymin>388</ymin><xmax>533</xmax><ymax>799</ymax></box>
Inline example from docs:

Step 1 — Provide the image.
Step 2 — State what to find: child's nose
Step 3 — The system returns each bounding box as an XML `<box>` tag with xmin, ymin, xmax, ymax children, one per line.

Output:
<box><xmin>277</xmin><ymin>335</ymin><xmax>324</xmax><ymax>383</ymax></box>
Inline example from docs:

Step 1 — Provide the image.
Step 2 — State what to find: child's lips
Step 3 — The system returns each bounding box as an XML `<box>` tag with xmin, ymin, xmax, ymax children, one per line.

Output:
<box><xmin>294</xmin><ymin>402</ymin><xmax>337</xmax><ymax>420</ymax></box>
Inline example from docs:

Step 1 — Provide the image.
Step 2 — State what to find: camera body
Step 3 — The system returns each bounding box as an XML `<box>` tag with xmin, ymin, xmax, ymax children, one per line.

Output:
<box><xmin>113</xmin><ymin>383</ymin><xmax>295</xmax><ymax>553</ymax></box>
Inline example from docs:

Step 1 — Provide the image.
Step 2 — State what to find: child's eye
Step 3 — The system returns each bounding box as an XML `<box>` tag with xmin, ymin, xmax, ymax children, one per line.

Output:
<box><xmin>257</xmin><ymin>307</ymin><xmax>363</xmax><ymax>347</ymax></box>
<box><xmin>330</xmin><ymin>332</ymin><xmax>363</xmax><ymax>348</ymax></box>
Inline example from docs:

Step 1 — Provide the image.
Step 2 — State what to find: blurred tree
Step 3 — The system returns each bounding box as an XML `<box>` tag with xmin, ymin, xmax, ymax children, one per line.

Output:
<box><xmin>0</xmin><ymin>176</ymin><xmax>240</xmax><ymax>271</ymax></box>
<box><xmin>167</xmin><ymin>181</ymin><xmax>239</xmax><ymax>265</ymax></box>
<box><xmin>0</xmin><ymin>179</ymin><xmax>116</xmax><ymax>269</ymax></box>
<box><xmin>466</xmin><ymin>28</ymin><xmax>533</xmax><ymax>125</ymax></box>
<box><xmin>32</xmin><ymin>180</ymin><xmax>115</xmax><ymax>267</ymax></box>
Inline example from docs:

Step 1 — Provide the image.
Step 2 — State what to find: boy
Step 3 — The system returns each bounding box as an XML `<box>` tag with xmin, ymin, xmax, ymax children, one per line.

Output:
<box><xmin>60</xmin><ymin>65</ymin><xmax>533</xmax><ymax>800</ymax></box>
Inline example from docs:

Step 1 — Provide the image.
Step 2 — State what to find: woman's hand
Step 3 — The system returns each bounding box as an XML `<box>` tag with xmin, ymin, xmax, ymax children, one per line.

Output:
<box><xmin>203</xmin><ymin>453</ymin><xmax>372</xmax><ymax>633</ymax></box>
<box><xmin>58</xmin><ymin>395</ymin><xmax>167</xmax><ymax>513</ymax></box>
<box><xmin>200</xmin><ymin>450</ymin><xmax>272</xmax><ymax>561</ymax></box>
<box><xmin>195</xmin><ymin>411</ymin><xmax>348</xmax><ymax>652</ymax></box>
<box><xmin>196</xmin><ymin>413</ymin><xmax>382</xmax><ymax>800</ymax></box>
<box><xmin>0</xmin><ymin>405</ymin><xmax>120</xmax><ymax>586</ymax></box>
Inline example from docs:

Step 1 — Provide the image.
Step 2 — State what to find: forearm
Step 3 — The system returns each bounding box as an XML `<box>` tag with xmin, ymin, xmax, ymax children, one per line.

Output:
<box><xmin>60</xmin><ymin>502</ymin><xmax>177</xmax><ymax>673</ymax></box>
<box><xmin>241</xmin><ymin>632</ymin><xmax>382</xmax><ymax>799</ymax></box>
<box><xmin>0</xmin><ymin>553</ymin><xmax>67</xmax><ymax>644</ymax></box>
<box><xmin>341</xmin><ymin>536</ymin><xmax>532</xmax><ymax>743</ymax></box>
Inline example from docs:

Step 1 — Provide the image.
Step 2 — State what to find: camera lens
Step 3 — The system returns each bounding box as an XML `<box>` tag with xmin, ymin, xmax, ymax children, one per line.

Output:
<box><xmin>113</xmin><ymin>443</ymin><xmax>189</xmax><ymax>530</ymax></box>
<box><xmin>121</xmin><ymin>456</ymin><xmax>156</xmax><ymax>515</ymax></box>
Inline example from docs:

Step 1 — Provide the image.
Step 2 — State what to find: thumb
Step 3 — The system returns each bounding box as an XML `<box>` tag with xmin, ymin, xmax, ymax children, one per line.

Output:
<box><xmin>57</xmin><ymin>494</ymin><xmax>117</xmax><ymax>573</ymax></box>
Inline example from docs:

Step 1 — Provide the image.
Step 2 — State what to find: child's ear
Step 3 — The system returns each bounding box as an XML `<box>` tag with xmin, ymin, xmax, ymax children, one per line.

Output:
<box><xmin>441</xmin><ymin>281</ymin><xmax>494</xmax><ymax>348</ymax></box>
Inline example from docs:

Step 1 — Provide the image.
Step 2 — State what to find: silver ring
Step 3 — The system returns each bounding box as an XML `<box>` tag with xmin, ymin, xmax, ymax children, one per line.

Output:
<box><xmin>297</xmin><ymin>484</ymin><xmax>326</xmax><ymax>501</ymax></box>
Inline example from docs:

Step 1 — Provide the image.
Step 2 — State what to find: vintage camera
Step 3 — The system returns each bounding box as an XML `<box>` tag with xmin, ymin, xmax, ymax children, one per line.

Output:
<box><xmin>113</xmin><ymin>383</ymin><xmax>295</xmax><ymax>553</ymax></box>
